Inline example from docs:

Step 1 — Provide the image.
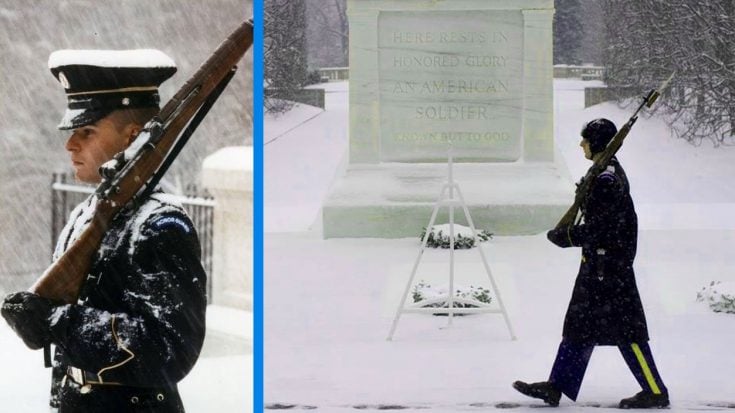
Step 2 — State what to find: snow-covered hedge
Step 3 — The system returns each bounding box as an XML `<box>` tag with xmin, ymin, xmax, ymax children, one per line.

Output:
<box><xmin>696</xmin><ymin>281</ymin><xmax>735</xmax><ymax>314</ymax></box>
<box><xmin>412</xmin><ymin>280</ymin><xmax>492</xmax><ymax>309</ymax></box>
<box><xmin>419</xmin><ymin>224</ymin><xmax>492</xmax><ymax>249</ymax></box>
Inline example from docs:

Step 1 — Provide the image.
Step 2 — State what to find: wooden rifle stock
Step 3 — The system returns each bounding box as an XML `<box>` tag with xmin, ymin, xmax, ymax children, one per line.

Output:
<box><xmin>30</xmin><ymin>20</ymin><xmax>254</xmax><ymax>303</ymax></box>
<box><xmin>554</xmin><ymin>72</ymin><xmax>675</xmax><ymax>230</ymax></box>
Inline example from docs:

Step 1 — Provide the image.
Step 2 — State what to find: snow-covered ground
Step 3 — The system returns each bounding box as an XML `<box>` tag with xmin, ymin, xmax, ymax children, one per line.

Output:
<box><xmin>264</xmin><ymin>82</ymin><xmax>349</xmax><ymax>233</ymax></box>
<box><xmin>264</xmin><ymin>80</ymin><xmax>735</xmax><ymax>411</ymax></box>
<box><xmin>0</xmin><ymin>305</ymin><xmax>252</xmax><ymax>412</ymax></box>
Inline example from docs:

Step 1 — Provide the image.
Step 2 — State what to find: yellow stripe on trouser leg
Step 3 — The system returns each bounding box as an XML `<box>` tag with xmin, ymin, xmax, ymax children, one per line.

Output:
<box><xmin>631</xmin><ymin>343</ymin><xmax>661</xmax><ymax>394</ymax></box>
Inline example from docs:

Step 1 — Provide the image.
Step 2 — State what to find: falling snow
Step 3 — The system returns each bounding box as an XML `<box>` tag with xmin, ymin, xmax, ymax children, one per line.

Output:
<box><xmin>1</xmin><ymin>1</ymin><xmax>252</xmax><ymax>411</ymax></box>
<box><xmin>265</xmin><ymin>79</ymin><xmax>735</xmax><ymax>412</ymax></box>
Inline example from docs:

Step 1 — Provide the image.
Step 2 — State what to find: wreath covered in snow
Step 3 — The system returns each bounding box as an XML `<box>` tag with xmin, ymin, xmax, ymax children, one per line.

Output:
<box><xmin>412</xmin><ymin>280</ymin><xmax>492</xmax><ymax>314</ymax></box>
<box><xmin>419</xmin><ymin>224</ymin><xmax>493</xmax><ymax>249</ymax></box>
<box><xmin>697</xmin><ymin>281</ymin><xmax>735</xmax><ymax>314</ymax></box>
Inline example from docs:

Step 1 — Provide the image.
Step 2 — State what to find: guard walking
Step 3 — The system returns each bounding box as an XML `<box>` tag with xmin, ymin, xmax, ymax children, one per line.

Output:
<box><xmin>513</xmin><ymin>118</ymin><xmax>669</xmax><ymax>409</ymax></box>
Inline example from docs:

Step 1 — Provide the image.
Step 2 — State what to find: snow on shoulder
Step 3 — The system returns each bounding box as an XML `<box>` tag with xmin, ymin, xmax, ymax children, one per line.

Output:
<box><xmin>48</xmin><ymin>49</ymin><xmax>176</xmax><ymax>69</ymax></box>
<box><xmin>128</xmin><ymin>192</ymin><xmax>185</xmax><ymax>257</ymax></box>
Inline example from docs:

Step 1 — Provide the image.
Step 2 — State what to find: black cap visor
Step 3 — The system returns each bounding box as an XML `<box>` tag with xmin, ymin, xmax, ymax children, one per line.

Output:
<box><xmin>57</xmin><ymin>90</ymin><xmax>160</xmax><ymax>130</ymax></box>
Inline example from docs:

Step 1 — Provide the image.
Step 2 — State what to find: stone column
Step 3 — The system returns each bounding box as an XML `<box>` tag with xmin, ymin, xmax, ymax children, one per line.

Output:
<box><xmin>348</xmin><ymin>8</ymin><xmax>382</xmax><ymax>163</ymax></box>
<box><xmin>202</xmin><ymin>146</ymin><xmax>253</xmax><ymax>310</ymax></box>
<box><xmin>521</xmin><ymin>8</ymin><xmax>555</xmax><ymax>162</ymax></box>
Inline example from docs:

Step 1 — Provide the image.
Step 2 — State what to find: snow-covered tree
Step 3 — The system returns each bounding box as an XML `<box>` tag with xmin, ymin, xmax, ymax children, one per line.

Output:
<box><xmin>264</xmin><ymin>0</ymin><xmax>309</xmax><ymax>113</ymax></box>
<box><xmin>576</xmin><ymin>0</ymin><xmax>605</xmax><ymax>65</ymax></box>
<box><xmin>305</xmin><ymin>0</ymin><xmax>349</xmax><ymax>69</ymax></box>
<box><xmin>554</xmin><ymin>0</ymin><xmax>583</xmax><ymax>65</ymax></box>
<box><xmin>603</xmin><ymin>0</ymin><xmax>735</xmax><ymax>146</ymax></box>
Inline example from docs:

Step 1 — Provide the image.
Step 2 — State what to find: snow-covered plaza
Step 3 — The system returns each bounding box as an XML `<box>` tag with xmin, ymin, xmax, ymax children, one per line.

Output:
<box><xmin>264</xmin><ymin>80</ymin><xmax>735</xmax><ymax>412</ymax></box>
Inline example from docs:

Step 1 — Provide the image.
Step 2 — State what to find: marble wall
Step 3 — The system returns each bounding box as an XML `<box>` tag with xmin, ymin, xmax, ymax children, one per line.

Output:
<box><xmin>348</xmin><ymin>0</ymin><xmax>554</xmax><ymax>164</ymax></box>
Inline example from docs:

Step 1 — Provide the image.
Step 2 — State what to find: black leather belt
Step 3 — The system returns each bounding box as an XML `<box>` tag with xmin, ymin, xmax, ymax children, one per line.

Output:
<box><xmin>66</xmin><ymin>366</ymin><xmax>123</xmax><ymax>393</ymax></box>
<box><xmin>64</xmin><ymin>368</ymin><xmax>174</xmax><ymax>406</ymax></box>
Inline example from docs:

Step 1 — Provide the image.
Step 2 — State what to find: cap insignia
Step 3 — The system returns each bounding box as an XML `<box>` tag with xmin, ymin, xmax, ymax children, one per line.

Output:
<box><xmin>59</xmin><ymin>72</ymin><xmax>70</xmax><ymax>89</ymax></box>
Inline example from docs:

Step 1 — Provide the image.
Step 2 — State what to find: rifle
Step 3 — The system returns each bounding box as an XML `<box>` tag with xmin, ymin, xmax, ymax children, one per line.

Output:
<box><xmin>554</xmin><ymin>72</ymin><xmax>675</xmax><ymax>229</ymax></box>
<box><xmin>30</xmin><ymin>19</ymin><xmax>254</xmax><ymax>304</ymax></box>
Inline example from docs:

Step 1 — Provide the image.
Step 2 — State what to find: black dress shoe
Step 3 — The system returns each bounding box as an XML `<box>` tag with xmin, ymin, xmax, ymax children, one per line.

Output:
<box><xmin>619</xmin><ymin>390</ymin><xmax>670</xmax><ymax>409</ymax></box>
<box><xmin>512</xmin><ymin>380</ymin><xmax>561</xmax><ymax>407</ymax></box>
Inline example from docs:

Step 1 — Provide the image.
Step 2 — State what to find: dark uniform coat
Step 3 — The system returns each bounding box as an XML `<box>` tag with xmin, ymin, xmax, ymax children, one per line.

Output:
<box><xmin>47</xmin><ymin>191</ymin><xmax>207</xmax><ymax>412</ymax></box>
<box><xmin>555</xmin><ymin>157</ymin><xmax>648</xmax><ymax>345</ymax></box>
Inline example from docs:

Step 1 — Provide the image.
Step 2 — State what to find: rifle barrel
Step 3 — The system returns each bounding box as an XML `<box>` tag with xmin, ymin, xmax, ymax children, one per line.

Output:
<box><xmin>553</xmin><ymin>73</ymin><xmax>673</xmax><ymax>230</ymax></box>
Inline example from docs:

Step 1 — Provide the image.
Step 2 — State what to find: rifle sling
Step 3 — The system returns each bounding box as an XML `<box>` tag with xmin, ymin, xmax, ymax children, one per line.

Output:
<box><xmin>137</xmin><ymin>67</ymin><xmax>238</xmax><ymax>204</ymax></box>
<box><xmin>44</xmin><ymin>344</ymin><xmax>52</xmax><ymax>368</ymax></box>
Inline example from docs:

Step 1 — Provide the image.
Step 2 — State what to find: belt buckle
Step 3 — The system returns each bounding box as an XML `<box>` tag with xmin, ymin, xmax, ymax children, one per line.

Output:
<box><xmin>68</xmin><ymin>367</ymin><xmax>94</xmax><ymax>394</ymax></box>
<box><xmin>69</xmin><ymin>367</ymin><xmax>85</xmax><ymax>385</ymax></box>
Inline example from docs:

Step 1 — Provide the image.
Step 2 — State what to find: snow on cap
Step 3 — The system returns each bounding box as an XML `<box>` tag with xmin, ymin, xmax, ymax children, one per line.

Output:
<box><xmin>48</xmin><ymin>49</ymin><xmax>176</xmax><ymax>70</ymax></box>
<box><xmin>48</xmin><ymin>49</ymin><xmax>177</xmax><ymax>130</ymax></box>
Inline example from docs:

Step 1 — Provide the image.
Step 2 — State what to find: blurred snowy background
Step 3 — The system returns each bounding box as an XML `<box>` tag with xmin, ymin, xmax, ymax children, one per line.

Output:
<box><xmin>0</xmin><ymin>0</ymin><xmax>253</xmax><ymax>292</ymax></box>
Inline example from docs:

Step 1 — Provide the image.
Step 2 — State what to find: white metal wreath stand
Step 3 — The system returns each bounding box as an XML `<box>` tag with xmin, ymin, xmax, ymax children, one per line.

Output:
<box><xmin>387</xmin><ymin>146</ymin><xmax>516</xmax><ymax>341</ymax></box>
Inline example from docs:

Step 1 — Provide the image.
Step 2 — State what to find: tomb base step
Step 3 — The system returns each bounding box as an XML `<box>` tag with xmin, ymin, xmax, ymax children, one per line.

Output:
<box><xmin>322</xmin><ymin>162</ymin><xmax>574</xmax><ymax>238</ymax></box>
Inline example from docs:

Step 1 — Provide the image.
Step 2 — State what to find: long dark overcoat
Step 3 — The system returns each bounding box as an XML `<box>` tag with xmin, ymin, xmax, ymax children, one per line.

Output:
<box><xmin>46</xmin><ymin>191</ymin><xmax>207</xmax><ymax>412</ymax></box>
<box><xmin>555</xmin><ymin>157</ymin><xmax>649</xmax><ymax>345</ymax></box>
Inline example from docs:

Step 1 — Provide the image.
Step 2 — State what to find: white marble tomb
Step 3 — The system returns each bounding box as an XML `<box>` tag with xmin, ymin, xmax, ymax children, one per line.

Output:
<box><xmin>323</xmin><ymin>0</ymin><xmax>574</xmax><ymax>238</ymax></box>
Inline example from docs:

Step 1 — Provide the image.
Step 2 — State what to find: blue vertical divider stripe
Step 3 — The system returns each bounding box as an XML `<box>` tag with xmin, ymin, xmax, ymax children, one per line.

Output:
<box><xmin>252</xmin><ymin>0</ymin><xmax>264</xmax><ymax>411</ymax></box>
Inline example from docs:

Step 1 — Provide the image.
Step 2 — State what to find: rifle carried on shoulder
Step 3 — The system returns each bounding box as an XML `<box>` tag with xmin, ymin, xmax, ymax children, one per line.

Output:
<box><xmin>554</xmin><ymin>72</ymin><xmax>674</xmax><ymax>229</ymax></box>
<box><xmin>30</xmin><ymin>20</ymin><xmax>254</xmax><ymax>304</ymax></box>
